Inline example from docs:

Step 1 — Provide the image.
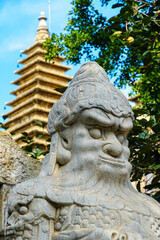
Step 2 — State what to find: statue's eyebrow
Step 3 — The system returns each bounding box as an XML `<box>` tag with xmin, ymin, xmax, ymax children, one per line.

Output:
<box><xmin>81</xmin><ymin>109</ymin><xmax>114</xmax><ymax>127</ymax></box>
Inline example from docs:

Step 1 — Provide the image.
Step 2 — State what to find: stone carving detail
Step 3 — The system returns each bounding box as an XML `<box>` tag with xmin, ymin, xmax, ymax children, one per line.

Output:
<box><xmin>5</xmin><ymin>62</ymin><xmax>160</xmax><ymax>239</ymax></box>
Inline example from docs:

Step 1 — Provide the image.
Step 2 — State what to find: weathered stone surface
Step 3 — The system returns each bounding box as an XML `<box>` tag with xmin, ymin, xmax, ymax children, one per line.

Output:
<box><xmin>0</xmin><ymin>185</ymin><xmax>11</xmax><ymax>236</ymax></box>
<box><xmin>0</xmin><ymin>131</ymin><xmax>41</xmax><ymax>185</ymax></box>
<box><xmin>0</xmin><ymin>131</ymin><xmax>41</xmax><ymax>238</ymax></box>
<box><xmin>5</xmin><ymin>62</ymin><xmax>160</xmax><ymax>240</ymax></box>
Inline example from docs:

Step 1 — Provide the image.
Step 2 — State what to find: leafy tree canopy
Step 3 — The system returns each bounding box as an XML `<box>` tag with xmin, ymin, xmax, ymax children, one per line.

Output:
<box><xmin>44</xmin><ymin>0</ymin><xmax>159</xmax><ymax>200</ymax></box>
<box><xmin>44</xmin><ymin>0</ymin><xmax>160</xmax><ymax>94</ymax></box>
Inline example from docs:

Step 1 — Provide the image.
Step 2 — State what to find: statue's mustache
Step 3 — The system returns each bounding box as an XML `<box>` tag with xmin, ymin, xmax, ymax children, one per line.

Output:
<box><xmin>98</xmin><ymin>155</ymin><xmax>126</xmax><ymax>168</ymax></box>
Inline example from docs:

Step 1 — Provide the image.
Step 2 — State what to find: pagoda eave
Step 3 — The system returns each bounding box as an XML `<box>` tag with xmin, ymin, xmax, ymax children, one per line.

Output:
<box><xmin>11</xmin><ymin>127</ymin><xmax>50</xmax><ymax>144</ymax></box>
<box><xmin>21</xmin><ymin>42</ymin><xmax>44</xmax><ymax>55</ymax></box>
<box><xmin>3</xmin><ymin>103</ymin><xmax>53</xmax><ymax>124</ymax></box>
<box><xmin>14</xmin><ymin>61</ymin><xmax>72</xmax><ymax>75</ymax></box>
<box><xmin>17</xmin><ymin>137</ymin><xmax>50</xmax><ymax>148</ymax></box>
<box><xmin>6</xmin><ymin>90</ymin><xmax>60</xmax><ymax>107</ymax></box>
<box><xmin>4</xmin><ymin>98</ymin><xmax>54</xmax><ymax>116</ymax></box>
<box><xmin>10</xmin><ymin>77</ymin><xmax>68</xmax><ymax>95</ymax></box>
<box><xmin>12</xmin><ymin>69</ymin><xmax>72</xmax><ymax>85</ymax></box>
<box><xmin>18</xmin><ymin>52</ymin><xmax>45</xmax><ymax>64</ymax></box>
<box><xmin>21</xmin><ymin>43</ymin><xmax>65</xmax><ymax>61</ymax></box>
<box><xmin>4</xmin><ymin>114</ymin><xmax>49</xmax><ymax>134</ymax></box>
<box><xmin>18</xmin><ymin>139</ymin><xmax>50</xmax><ymax>148</ymax></box>
<box><xmin>6</xmin><ymin>84</ymin><xmax>62</xmax><ymax>105</ymax></box>
<box><xmin>18</xmin><ymin>52</ymin><xmax>67</xmax><ymax>66</ymax></box>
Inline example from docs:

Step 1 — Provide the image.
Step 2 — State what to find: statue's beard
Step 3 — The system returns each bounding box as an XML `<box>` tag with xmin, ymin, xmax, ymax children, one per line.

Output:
<box><xmin>50</xmin><ymin>149</ymin><xmax>152</xmax><ymax>214</ymax></box>
<box><xmin>57</xmin><ymin>154</ymin><xmax>131</xmax><ymax>194</ymax></box>
<box><xmin>53</xmin><ymin>161</ymin><xmax>154</xmax><ymax>216</ymax></box>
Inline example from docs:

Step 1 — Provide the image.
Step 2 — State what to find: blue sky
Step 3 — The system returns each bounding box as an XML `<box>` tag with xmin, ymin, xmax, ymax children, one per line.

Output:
<box><xmin>0</xmin><ymin>0</ymin><xmax>131</xmax><ymax>124</ymax></box>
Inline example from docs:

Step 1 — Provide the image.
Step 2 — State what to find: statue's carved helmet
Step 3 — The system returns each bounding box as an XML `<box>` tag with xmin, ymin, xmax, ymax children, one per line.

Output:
<box><xmin>47</xmin><ymin>62</ymin><xmax>134</xmax><ymax>134</ymax></box>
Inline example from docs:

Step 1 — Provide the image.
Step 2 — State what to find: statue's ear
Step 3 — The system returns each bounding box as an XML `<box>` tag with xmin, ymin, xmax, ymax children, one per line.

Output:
<box><xmin>39</xmin><ymin>152</ymin><xmax>56</xmax><ymax>177</ymax></box>
<box><xmin>59</xmin><ymin>129</ymin><xmax>72</xmax><ymax>150</ymax></box>
<box><xmin>56</xmin><ymin>132</ymin><xmax>71</xmax><ymax>165</ymax></box>
<box><xmin>39</xmin><ymin>132</ymin><xmax>58</xmax><ymax>176</ymax></box>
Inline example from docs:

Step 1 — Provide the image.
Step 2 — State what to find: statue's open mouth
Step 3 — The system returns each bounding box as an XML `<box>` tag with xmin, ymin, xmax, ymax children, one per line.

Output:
<box><xmin>99</xmin><ymin>155</ymin><xmax>126</xmax><ymax>167</ymax></box>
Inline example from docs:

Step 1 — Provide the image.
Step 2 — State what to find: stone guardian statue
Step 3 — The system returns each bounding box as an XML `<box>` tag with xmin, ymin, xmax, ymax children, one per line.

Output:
<box><xmin>5</xmin><ymin>62</ymin><xmax>160</xmax><ymax>240</ymax></box>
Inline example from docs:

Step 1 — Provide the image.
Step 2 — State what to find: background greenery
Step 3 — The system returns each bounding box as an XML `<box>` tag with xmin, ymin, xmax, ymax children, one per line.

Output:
<box><xmin>43</xmin><ymin>0</ymin><xmax>160</xmax><ymax>201</ymax></box>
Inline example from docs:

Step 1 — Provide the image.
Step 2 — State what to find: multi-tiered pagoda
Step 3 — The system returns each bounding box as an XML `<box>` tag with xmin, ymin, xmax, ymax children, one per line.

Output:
<box><xmin>3</xmin><ymin>12</ymin><xmax>72</xmax><ymax>148</ymax></box>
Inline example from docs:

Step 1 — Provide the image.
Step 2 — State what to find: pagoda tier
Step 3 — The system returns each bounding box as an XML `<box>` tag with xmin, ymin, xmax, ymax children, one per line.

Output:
<box><xmin>3</xmin><ymin>12</ymin><xmax>72</xmax><ymax>148</ymax></box>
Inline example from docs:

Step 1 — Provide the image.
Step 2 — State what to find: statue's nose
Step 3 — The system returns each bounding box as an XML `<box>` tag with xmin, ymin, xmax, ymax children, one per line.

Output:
<box><xmin>102</xmin><ymin>133</ymin><xmax>123</xmax><ymax>157</ymax></box>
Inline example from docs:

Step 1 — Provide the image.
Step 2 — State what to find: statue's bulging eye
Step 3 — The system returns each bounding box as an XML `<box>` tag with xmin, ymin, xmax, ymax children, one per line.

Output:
<box><xmin>116</xmin><ymin>133</ymin><xmax>125</xmax><ymax>144</ymax></box>
<box><xmin>89</xmin><ymin>128</ymin><xmax>102</xmax><ymax>139</ymax></box>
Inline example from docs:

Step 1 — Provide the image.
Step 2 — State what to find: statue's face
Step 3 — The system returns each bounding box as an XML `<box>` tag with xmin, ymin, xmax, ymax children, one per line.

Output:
<box><xmin>60</xmin><ymin>108</ymin><xmax>133</xmax><ymax>182</ymax></box>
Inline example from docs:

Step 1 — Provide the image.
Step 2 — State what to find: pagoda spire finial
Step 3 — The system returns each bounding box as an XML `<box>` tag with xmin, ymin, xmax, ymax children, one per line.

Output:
<box><xmin>35</xmin><ymin>11</ymin><xmax>50</xmax><ymax>43</ymax></box>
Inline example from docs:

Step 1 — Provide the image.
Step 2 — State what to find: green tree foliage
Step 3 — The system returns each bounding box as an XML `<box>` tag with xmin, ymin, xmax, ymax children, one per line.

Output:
<box><xmin>43</xmin><ymin>0</ymin><xmax>160</xmax><ymax>200</ymax></box>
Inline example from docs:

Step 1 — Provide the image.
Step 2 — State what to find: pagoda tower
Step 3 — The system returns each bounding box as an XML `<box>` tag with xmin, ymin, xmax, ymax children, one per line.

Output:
<box><xmin>3</xmin><ymin>12</ymin><xmax>72</xmax><ymax>148</ymax></box>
